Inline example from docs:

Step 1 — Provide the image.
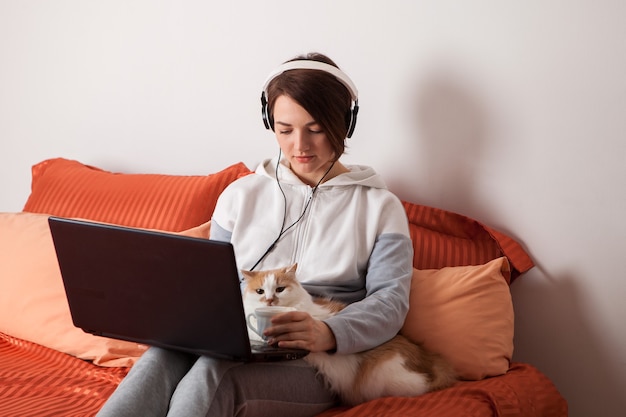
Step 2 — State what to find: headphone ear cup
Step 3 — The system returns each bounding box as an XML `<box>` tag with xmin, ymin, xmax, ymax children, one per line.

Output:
<box><xmin>344</xmin><ymin>111</ymin><xmax>352</xmax><ymax>136</ymax></box>
<box><xmin>260</xmin><ymin>93</ymin><xmax>273</xmax><ymax>131</ymax></box>
<box><xmin>346</xmin><ymin>102</ymin><xmax>359</xmax><ymax>138</ymax></box>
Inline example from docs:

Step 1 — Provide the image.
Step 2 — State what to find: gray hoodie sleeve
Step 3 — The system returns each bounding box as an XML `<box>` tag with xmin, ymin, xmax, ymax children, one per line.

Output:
<box><xmin>322</xmin><ymin>232</ymin><xmax>414</xmax><ymax>354</ymax></box>
<box><xmin>209</xmin><ymin>219</ymin><xmax>232</xmax><ymax>243</ymax></box>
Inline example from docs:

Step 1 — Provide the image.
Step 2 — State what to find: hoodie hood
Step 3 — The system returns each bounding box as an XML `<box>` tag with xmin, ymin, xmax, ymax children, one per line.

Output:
<box><xmin>255</xmin><ymin>157</ymin><xmax>388</xmax><ymax>190</ymax></box>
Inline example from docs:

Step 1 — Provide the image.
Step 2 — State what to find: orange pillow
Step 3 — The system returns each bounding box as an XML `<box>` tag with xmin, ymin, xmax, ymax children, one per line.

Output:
<box><xmin>401</xmin><ymin>257</ymin><xmax>514</xmax><ymax>380</ymax></box>
<box><xmin>23</xmin><ymin>158</ymin><xmax>250</xmax><ymax>232</ymax></box>
<box><xmin>0</xmin><ymin>212</ymin><xmax>211</xmax><ymax>367</ymax></box>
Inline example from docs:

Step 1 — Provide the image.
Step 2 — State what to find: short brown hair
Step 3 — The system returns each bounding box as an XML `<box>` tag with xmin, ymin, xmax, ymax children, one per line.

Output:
<box><xmin>266</xmin><ymin>53</ymin><xmax>353</xmax><ymax>159</ymax></box>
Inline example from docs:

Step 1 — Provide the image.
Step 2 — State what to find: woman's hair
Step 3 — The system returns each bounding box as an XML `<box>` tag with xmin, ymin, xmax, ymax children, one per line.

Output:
<box><xmin>266</xmin><ymin>52</ymin><xmax>353</xmax><ymax>159</ymax></box>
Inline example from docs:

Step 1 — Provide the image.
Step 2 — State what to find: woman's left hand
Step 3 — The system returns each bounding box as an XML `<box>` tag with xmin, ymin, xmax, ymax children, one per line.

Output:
<box><xmin>264</xmin><ymin>311</ymin><xmax>337</xmax><ymax>353</ymax></box>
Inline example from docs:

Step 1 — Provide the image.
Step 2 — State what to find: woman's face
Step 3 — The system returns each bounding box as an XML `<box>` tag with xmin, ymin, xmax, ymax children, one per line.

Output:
<box><xmin>272</xmin><ymin>95</ymin><xmax>337</xmax><ymax>186</ymax></box>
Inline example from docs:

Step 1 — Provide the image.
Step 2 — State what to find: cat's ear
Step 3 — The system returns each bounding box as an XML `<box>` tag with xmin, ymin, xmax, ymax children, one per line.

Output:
<box><xmin>285</xmin><ymin>263</ymin><xmax>298</xmax><ymax>274</ymax></box>
<box><xmin>241</xmin><ymin>269</ymin><xmax>255</xmax><ymax>281</ymax></box>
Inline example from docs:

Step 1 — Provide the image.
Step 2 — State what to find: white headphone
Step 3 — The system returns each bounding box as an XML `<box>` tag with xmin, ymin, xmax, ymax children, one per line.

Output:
<box><xmin>260</xmin><ymin>60</ymin><xmax>360</xmax><ymax>138</ymax></box>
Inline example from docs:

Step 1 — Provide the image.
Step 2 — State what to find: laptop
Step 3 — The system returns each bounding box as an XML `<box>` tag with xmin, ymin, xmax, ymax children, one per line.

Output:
<box><xmin>48</xmin><ymin>216</ymin><xmax>309</xmax><ymax>362</ymax></box>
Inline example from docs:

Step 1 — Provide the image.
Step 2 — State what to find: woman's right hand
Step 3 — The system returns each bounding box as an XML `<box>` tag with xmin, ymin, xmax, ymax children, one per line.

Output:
<box><xmin>264</xmin><ymin>311</ymin><xmax>337</xmax><ymax>352</ymax></box>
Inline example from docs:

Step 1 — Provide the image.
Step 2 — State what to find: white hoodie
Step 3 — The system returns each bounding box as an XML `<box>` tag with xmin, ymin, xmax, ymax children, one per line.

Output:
<box><xmin>211</xmin><ymin>157</ymin><xmax>413</xmax><ymax>354</ymax></box>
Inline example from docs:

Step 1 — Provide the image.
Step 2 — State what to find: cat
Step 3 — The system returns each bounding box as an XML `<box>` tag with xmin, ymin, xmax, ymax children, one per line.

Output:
<box><xmin>241</xmin><ymin>264</ymin><xmax>457</xmax><ymax>406</ymax></box>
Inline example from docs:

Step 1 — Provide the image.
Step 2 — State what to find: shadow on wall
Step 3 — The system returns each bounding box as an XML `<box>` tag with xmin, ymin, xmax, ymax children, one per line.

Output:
<box><xmin>512</xmin><ymin>264</ymin><xmax>626</xmax><ymax>417</ymax></box>
<box><xmin>404</xmin><ymin>70</ymin><xmax>492</xmax><ymax>219</ymax></box>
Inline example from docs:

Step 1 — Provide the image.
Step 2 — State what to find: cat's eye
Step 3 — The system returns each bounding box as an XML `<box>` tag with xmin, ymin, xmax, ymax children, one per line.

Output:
<box><xmin>256</xmin><ymin>289</ymin><xmax>264</xmax><ymax>295</ymax></box>
<box><xmin>276</xmin><ymin>287</ymin><xmax>286</xmax><ymax>293</ymax></box>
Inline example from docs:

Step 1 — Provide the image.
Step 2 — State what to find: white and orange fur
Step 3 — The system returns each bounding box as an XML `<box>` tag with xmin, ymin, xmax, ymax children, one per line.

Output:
<box><xmin>241</xmin><ymin>264</ymin><xmax>456</xmax><ymax>405</ymax></box>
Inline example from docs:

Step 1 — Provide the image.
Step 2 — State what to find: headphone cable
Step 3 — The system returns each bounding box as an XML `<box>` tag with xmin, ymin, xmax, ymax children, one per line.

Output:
<box><xmin>249</xmin><ymin>152</ymin><xmax>336</xmax><ymax>271</ymax></box>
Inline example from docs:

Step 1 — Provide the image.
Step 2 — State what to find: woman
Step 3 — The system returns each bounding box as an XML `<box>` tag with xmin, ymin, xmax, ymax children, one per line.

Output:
<box><xmin>98</xmin><ymin>52</ymin><xmax>413</xmax><ymax>417</ymax></box>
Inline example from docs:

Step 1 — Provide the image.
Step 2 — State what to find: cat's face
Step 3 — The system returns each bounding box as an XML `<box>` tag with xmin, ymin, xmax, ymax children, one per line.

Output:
<box><xmin>242</xmin><ymin>264</ymin><xmax>303</xmax><ymax>308</ymax></box>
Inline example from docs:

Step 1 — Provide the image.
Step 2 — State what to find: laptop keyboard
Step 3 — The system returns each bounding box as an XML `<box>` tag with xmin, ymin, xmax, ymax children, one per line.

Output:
<box><xmin>250</xmin><ymin>341</ymin><xmax>278</xmax><ymax>351</ymax></box>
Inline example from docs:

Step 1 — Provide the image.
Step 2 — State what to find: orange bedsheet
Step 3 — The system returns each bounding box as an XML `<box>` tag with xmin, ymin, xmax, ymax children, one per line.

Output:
<box><xmin>0</xmin><ymin>332</ymin><xmax>128</xmax><ymax>417</ymax></box>
<box><xmin>0</xmin><ymin>331</ymin><xmax>567</xmax><ymax>417</ymax></box>
<box><xmin>317</xmin><ymin>362</ymin><xmax>568</xmax><ymax>417</ymax></box>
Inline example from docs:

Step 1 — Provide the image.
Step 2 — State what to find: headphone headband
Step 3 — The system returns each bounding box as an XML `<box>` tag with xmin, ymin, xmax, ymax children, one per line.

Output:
<box><xmin>261</xmin><ymin>60</ymin><xmax>359</xmax><ymax>101</ymax></box>
<box><xmin>260</xmin><ymin>59</ymin><xmax>360</xmax><ymax>138</ymax></box>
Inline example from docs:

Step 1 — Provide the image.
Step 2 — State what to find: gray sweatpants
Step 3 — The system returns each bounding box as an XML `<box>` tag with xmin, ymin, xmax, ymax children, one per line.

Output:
<box><xmin>97</xmin><ymin>347</ymin><xmax>338</xmax><ymax>417</ymax></box>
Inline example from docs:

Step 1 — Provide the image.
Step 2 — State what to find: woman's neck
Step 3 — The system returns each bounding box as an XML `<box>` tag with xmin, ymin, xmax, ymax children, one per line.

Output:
<box><xmin>295</xmin><ymin>161</ymin><xmax>349</xmax><ymax>187</ymax></box>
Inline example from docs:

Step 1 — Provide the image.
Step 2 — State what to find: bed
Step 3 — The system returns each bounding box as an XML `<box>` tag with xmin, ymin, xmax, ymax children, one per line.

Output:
<box><xmin>0</xmin><ymin>158</ymin><xmax>567</xmax><ymax>416</ymax></box>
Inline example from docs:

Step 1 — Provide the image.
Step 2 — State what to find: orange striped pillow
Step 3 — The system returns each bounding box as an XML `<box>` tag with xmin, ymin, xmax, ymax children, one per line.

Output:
<box><xmin>402</xmin><ymin>201</ymin><xmax>533</xmax><ymax>283</ymax></box>
<box><xmin>23</xmin><ymin>158</ymin><xmax>251</xmax><ymax>232</ymax></box>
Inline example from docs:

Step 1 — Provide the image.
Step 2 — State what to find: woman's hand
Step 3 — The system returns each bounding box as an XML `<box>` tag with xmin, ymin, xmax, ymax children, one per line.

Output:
<box><xmin>264</xmin><ymin>311</ymin><xmax>337</xmax><ymax>353</ymax></box>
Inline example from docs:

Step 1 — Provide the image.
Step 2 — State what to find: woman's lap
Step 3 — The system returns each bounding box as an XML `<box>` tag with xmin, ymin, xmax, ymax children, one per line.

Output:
<box><xmin>97</xmin><ymin>347</ymin><xmax>337</xmax><ymax>417</ymax></box>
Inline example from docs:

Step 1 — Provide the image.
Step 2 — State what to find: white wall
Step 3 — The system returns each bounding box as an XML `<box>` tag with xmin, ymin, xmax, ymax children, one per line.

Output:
<box><xmin>1</xmin><ymin>1</ymin><xmax>624</xmax><ymax>415</ymax></box>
